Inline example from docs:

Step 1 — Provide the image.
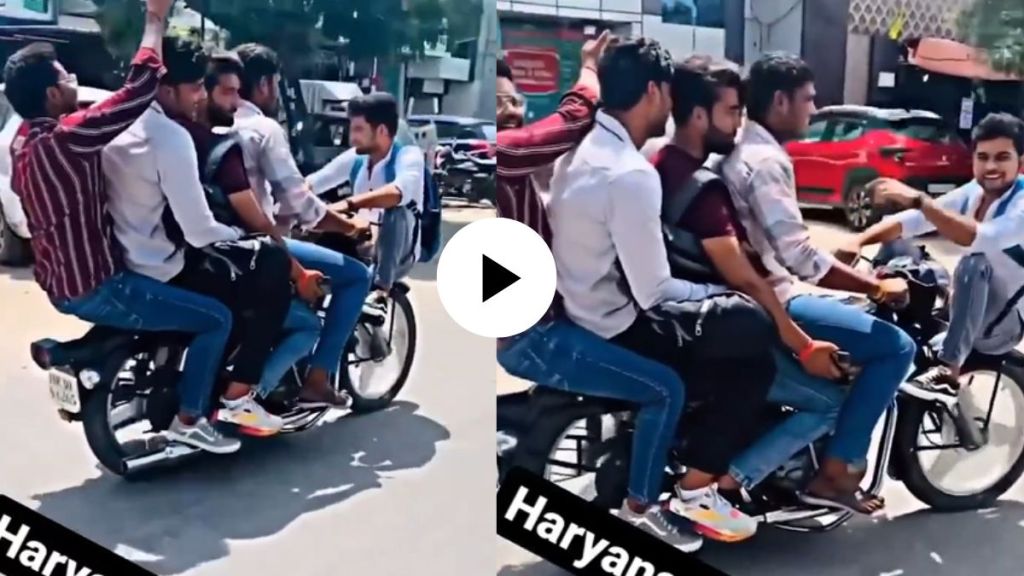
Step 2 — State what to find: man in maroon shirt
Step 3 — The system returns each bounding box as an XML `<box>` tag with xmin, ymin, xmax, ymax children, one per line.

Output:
<box><xmin>495</xmin><ymin>35</ymin><xmax>704</xmax><ymax>552</ymax></box>
<box><xmin>4</xmin><ymin>0</ymin><xmax>244</xmax><ymax>454</ymax></box>
<box><xmin>650</xmin><ymin>56</ymin><xmax>886</xmax><ymax>513</ymax></box>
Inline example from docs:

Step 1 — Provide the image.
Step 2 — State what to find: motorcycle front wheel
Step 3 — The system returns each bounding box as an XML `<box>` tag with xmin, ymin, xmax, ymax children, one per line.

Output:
<box><xmin>894</xmin><ymin>355</ymin><xmax>1024</xmax><ymax>511</ymax></box>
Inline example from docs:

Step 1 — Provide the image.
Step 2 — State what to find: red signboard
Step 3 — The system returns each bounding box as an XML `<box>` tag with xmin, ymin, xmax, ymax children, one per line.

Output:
<box><xmin>503</xmin><ymin>47</ymin><xmax>561</xmax><ymax>95</ymax></box>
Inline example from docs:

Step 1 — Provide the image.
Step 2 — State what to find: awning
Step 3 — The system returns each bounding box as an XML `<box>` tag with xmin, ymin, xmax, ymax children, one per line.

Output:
<box><xmin>908</xmin><ymin>37</ymin><xmax>1022</xmax><ymax>81</ymax></box>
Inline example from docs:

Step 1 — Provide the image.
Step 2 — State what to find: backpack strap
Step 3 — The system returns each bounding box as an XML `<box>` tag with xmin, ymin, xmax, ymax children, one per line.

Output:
<box><xmin>204</xmin><ymin>133</ymin><xmax>241</xmax><ymax>185</ymax></box>
<box><xmin>349</xmin><ymin>155</ymin><xmax>366</xmax><ymax>189</ymax></box>
<box><xmin>663</xmin><ymin>167</ymin><xmax>721</xmax><ymax>225</ymax></box>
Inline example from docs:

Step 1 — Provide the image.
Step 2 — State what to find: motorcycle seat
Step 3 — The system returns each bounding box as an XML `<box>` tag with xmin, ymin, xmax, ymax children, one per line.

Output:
<box><xmin>30</xmin><ymin>325</ymin><xmax>138</xmax><ymax>370</ymax></box>
<box><xmin>528</xmin><ymin>386</ymin><xmax>633</xmax><ymax>415</ymax></box>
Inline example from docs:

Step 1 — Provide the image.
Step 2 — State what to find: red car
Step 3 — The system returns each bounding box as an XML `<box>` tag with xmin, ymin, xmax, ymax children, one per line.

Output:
<box><xmin>786</xmin><ymin>105</ymin><xmax>973</xmax><ymax>230</ymax></box>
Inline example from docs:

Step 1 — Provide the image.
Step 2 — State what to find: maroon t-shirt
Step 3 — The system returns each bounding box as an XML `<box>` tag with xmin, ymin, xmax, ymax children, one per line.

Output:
<box><xmin>651</xmin><ymin>144</ymin><xmax>769</xmax><ymax>277</ymax></box>
<box><xmin>177</xmin><ymin>118</ymin><xmax>251</xmax><ymax>195</ymax></box>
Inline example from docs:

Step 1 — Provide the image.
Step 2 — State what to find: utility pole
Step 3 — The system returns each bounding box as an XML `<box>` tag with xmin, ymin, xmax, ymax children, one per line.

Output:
<box><xmin>475</xmin><ymin>0</ymin><xmax>497</xmax><ymax>119</ymax></box>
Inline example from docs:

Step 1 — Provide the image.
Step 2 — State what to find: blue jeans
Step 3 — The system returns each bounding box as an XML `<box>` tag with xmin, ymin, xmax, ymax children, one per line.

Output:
<box><xmin>55</xmin><ymin>271</ymin><xmax>232</xmax><ymax>418</ymax></box>
<box><xmin>787</xmin><ymin>295</ymin><xmax>916</xmax><ymax>463</ymax></box>
<box><xmin>258</xmin><ymin>300</ymin><xmax>322</xmax><ymax>396</ymax></box>
<box><xmin>284</xmin><ymin>239</ymin><xmax>372</xmax><ymax>374</ymax></box>
<box><xmin>729</xmin><ymin>350</ymin><xmax>844</xmax><ymax>489</ymax></box>
<box><xmin>498</xmin><ymin>318</ymin><xmax>685</xmax><ymax>504</ymax></box>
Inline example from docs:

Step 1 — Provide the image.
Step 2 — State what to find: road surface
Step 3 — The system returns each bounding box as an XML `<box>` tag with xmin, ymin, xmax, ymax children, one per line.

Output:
<box><xmin>0</xmin><ymin>208</ymin><xmax>496</xmax><ymax>576</ymax></box>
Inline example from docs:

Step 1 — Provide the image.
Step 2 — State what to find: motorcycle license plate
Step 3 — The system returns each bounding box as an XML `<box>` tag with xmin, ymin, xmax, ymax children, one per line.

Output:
<box><xmin>48</xmin><ymin>369</ymin><xmax>81</xmax><ymax>414</ymax></box>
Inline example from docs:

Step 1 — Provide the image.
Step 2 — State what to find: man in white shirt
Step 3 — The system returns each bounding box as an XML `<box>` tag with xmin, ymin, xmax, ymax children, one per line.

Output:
<box><xmin>548</xmin><ymin>37</ymin><xmax>775</xmax><ymax>542</ymax></box>
<box><xmin>102</xmin><ymin>36</ymin><xmax>287</xmax><ymax>440</ymax></box>
<box><xmin>231</xmin><ymin>43</ymin><xmax>373</xmax><ymax>407</ymax></box>
<box><xmin>842</xmin><ymin>113</ymin><xmax>1024</xmax><ymax>403</ymax></box>
<box><xmin>307</xmin><ymin>92</ymin><xmax>426</xmax><ymax>290</ymax></box>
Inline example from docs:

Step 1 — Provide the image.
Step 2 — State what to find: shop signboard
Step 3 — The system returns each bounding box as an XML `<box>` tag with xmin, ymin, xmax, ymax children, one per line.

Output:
<box><xmin>500</xmin><ymin>20</ymin><xmax>585</xmax><ymax>120</ymax></box>
<box><xmin>0</xmin><ymin>0</ymin><xmax>56</xmax><ymax>22</ymax></box>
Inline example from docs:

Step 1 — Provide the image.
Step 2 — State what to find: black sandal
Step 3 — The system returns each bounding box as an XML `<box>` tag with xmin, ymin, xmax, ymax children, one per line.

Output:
<box><xmin>297</xmin><ymin>387</ymin><xmax>353</xmax><ymax>409</ymax></box>
<box><xmin>798</xmin><ymin>489</ymin><xmax>885</xmax><ymax>515</ymax></box>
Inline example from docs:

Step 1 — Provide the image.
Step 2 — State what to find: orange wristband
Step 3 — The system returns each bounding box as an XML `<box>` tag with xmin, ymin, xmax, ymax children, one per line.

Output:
<box><xmin>798</xmin><ymin>341</ymin><xmax>816</xmax><ymax>363</ymax></box>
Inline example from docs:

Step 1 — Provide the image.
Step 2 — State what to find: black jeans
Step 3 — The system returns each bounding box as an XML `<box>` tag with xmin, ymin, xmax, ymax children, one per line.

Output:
<box><xmin>171</xmin><ymin>238</ymin><xmax>292</xmax><ymax>386</ymax></box>
<box><xmin>612</xmin><ymin>292</ymin><xmax>777</xmax><ymax>476</ymax></box>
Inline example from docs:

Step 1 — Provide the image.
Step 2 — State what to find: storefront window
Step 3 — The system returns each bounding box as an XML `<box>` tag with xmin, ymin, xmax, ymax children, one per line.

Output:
<box><xmin>662</xmin><ymin>0</ymin><xmax>725</xmax><ymax>28</ymax></box>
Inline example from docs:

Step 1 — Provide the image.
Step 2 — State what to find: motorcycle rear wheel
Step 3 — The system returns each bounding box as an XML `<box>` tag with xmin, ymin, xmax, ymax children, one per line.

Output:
<box><xmin>895</xmin><ymin>358</ymin><xmax>1024</xmax><ymax>511</ymax></box>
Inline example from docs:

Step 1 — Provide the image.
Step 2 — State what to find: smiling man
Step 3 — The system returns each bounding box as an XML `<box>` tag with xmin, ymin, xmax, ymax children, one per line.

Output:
<box><xmin>842</xmin><ymin>113</ymin><xmax>1024</xmax><ymax>404</ymax></box>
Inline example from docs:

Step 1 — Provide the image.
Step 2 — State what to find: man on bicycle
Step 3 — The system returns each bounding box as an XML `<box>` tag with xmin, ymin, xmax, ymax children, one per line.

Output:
<box><xmin>839</xmin><ymin>113</ymin><xmax>1024</xmax><ymax>405</ymax></box>
<box><xmin>231</xmin><ymin>43</ymin><xmax>372</xmax><ymax>408</ymax></box>
<box><xmin>720</xmin><ymin>52</ymin><xmax>915</xmax><ymax>514</ymax></box>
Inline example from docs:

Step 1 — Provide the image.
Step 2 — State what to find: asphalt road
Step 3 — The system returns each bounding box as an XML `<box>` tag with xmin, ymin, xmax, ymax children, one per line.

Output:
<box><xmin>496</xmin><ymin>210</ymin><xmax>1024</xmax><ymax>576</ymax></box>
<box><xmin>0</xmin><ymin>207</ymin><xmax>496</xmax><ymax>576</ymax></box>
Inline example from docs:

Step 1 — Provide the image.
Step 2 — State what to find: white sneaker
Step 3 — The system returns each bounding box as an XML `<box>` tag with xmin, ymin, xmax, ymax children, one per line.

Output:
<box><xmin>166</xmin><ymin>417</ymin><xmax>241</xmax><ymax>454</ymax></box>
<box><xmin>616</xmin><ymin>503</ymin><xmax>703</xmax><ymax>553</ymax></box>
<box><xmin>217</xmin><ymin>393</ymin><xmax>284</xmax><ymax>434</ymax></box>
<box><xmin>668</xmin><ymin>484</ymin><xmax>757</xmax><ymax>543</ymax></box>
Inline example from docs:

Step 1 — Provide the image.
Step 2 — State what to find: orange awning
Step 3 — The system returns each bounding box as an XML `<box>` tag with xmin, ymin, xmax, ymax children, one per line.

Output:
<box><xmin>908</xmin><ymin>37</ymin><xmax>1021</xmax><ymax>81</ymax></box>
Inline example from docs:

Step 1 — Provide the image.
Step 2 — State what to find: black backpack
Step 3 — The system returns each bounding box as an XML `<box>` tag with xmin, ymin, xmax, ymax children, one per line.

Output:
<box><xmin>661</xmin><ymin>166</ymin><xmax>724</xmax><ymax>284</ymax></box>
<box><xmin>162</xmin><ymin>133</ymin><xmax>244</xmax><ymax>252</ymax></box>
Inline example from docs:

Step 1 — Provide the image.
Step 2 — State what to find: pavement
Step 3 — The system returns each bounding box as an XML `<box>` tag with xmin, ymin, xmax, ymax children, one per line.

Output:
<box><xmin>496</xmin><ymin>209</ymin><xmax>1024</xmax><ymax>576</ymax></box>
<box><xmin>0</xmin><ymin>207</ymin><xmax>496</xmax><ymax>576</ymax></box>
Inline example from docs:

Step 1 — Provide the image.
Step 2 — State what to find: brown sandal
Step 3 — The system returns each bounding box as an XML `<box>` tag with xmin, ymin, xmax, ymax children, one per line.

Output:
<box><xmin>297</xmin><ymin>387</ymin><xmax>353</xmax><ymax>408</ymax></box>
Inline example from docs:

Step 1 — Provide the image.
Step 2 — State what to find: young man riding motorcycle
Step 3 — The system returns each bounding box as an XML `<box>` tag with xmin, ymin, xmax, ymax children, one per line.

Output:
<box><xmin>230</xmin><ymin>43</ymin><xmax>373</xmax><ymax>408</ymax></box>
<box><xmin>548</xmin><ymin>38</ymin><xmax>777</xmax><ymax>542</ymax></box>
<box><xmin>650</xmin><ymin>55</ymin><xmax>849</xmax><ymax>501</ymax></box>
<box><xmin>496</xmin><ymin>33</ymin><xmax>706</xmax><ymax>553</ymax></box>
<box><xmin>5</xmin><ymin>0</ymin><xmax>246</xmax><ymax>454</ymax></box>
<box><xmin>306</xmin><ymin>92</ymin><xmax>426</xmax><ymax>297</ymax></box>
<box><xmin>175</xmin><ymin>51</ymin><xmax>324</xmax><ymax>400</ymax></box>
<box><xmin>100</xmin><ymin>35</ymin><xmax>292</xmax><ymax>441</ymax></box>
<box><xmin>720</xmin><ymin>52</ymin><xmax>916</xmax><ymax>514</ymax></box>
<box><xmin>839</xmin><ymin>113</ymin><xmax>1024</xmax><ymax>405</ymax></box>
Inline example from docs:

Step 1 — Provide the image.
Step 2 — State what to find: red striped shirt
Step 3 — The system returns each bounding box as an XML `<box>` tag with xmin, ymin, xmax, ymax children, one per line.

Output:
<box><xmin>10</xmin><ymin>48</ymin><xmax>164</xmax><ymax>302</ymax></box>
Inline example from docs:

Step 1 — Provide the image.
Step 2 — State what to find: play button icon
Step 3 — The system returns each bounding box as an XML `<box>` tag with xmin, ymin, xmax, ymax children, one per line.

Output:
<box><xmin>482</xmin><ymin>255</ymin><xmax>520</xmax><ymax>303</ymax></box>
<box><xmin>437</xmin><ymin>217</ymin><xmax>557</xmax><ymax>338</ymax></box>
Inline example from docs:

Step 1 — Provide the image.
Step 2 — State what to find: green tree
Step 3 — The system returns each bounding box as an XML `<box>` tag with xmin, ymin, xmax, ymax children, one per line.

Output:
<box><xmin>958</xmin><ymin>0</ymin><xmax>1024</xmax><ymax>76</ymax></box>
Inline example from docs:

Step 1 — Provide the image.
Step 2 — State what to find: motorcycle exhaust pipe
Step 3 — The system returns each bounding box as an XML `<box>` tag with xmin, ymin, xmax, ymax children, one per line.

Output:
<box><xmin>121</xmin><ymin>442</ymin><xmax>202</xmax><ymax>475</ymax></box>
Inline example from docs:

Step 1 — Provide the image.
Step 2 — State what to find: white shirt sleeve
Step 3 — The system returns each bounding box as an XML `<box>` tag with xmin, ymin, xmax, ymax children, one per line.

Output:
<box><xmin>972</xmin><ymin>194</ymin><xmax>1024</xmax><ymax>255</ymax></box>
<box><xmin>155</xmin><ymin>129</ymin><xmax>240</xmax><ymax>248</ymax></box>
<box><xmin>258</xmin><ymin>118</ymin><xmax>327</xmax><ymax>228</ymax></box>
<box><xmin>307</xmin><ymin>147</ymin><xmax>358</xmax><ymax>195</ymax></box>
<box><xmin>393</xmin><ymin>146</ymin><xmax>425</xmax><ymax>207</ymax></box>
<box><xmin>606</xmin><ymin>167</ymin><xmax>722</xmax><ymax>309</ymax></box>
<box><xmin>887</xmin><ymin>182</ymin><xmax>978</xmax><ymax>239</ymax></box>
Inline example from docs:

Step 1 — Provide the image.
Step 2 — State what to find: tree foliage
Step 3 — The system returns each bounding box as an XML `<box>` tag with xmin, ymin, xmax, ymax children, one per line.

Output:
<box><xmin>958</xmin><ymin>0</ymin><xmax>1024</xmax><ymax>76</ymax></box>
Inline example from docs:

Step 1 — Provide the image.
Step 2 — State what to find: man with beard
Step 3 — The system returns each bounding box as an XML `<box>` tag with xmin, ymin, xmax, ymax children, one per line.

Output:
<box><xmin>839</xmin><ymin>113</ymin><xmax>1024</xmax><ymax>403</ymax></box>
<box><xmin>548</xmin><ymin>38</ymin><xmax>776</xmax><ymax>543</ymax></box>
<box><xmin>231</xmin><ymin>43</ymin><xmax>372</xmax><ymax>408</ymax></box>
<box><xmin>495</xmin><ymin>34</ymin><xmax>705</xmax><ymax>551</ymax></box>
<box><xmin>721</xmin><ymin>53</ymin><xmax>915</xmax><ymax>514</ymax></box>
<box><xmin>175</xmin><ymin>51</ymin><xmax>323</xmax><ymax>400</ymax></box>
<box><xmin>652</xmin><ymin>55</ymin><xmax>848</xmax><ymax>504</ymax></box>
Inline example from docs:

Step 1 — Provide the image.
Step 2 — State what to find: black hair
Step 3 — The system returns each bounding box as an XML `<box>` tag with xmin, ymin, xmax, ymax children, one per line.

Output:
<box><xmin>497</xmin><ymin>58</ymin><xmax>513</xmax><ymax>82</ymax></box>
<box><xmin>234</xmin><ymin>43</ymin><xmax>280</xmax><ymax>100</ymax></box>
<box><xmin>205</xmin><ymin>50</ymin><xmax>244</xmax><ymax>92</ymax></box>
<box><xmin>349</xmin><ymin>92</ymin><xmax>399</xmax><ymax>137</ymax></box>
<box><xmin>161</xmin><ymin>35</ymin><xmax>208</xmax><ymax>86</ymax></box>
<box><xmin>745</xmin><ymin>52</ymin><xmax>814</xmax><ymax>125</ymax></box>
<box><xmin>972</xmin><ymin>112</ymin><xmax>1024</xmax><ymax>155</ymax></box>
<box><xmin>669</xmin><ymin>55</ymin><xmax>744</xmax><ymax>127</ymax></box>
<box><xmin>597</xmin><ymin>38</ymin><xmax>673</xmax><ymax>112</ymax></box>
<box><xmin>3</xmin><ymin>42</ymin><xmax>60</xmax><ymax>120</ymax></box>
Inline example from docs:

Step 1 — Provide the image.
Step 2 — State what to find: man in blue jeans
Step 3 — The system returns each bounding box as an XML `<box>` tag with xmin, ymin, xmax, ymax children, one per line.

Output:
<box><xmin>722</xmin><ymin>53</ymin><xmax>916</xmax><ymax>514</ymax></box>
<box><xmin>231</xmin><ymin>43</ymin><xmax>373</xmax><ymax>408</ymax></box>
<box><xmin>495</xmin><ymin>33</ymin><xmax>703</xmax><ymax>553</ymax></box>
<box><xmin>6</xmin><ymin>0</ymin><xmax>242</xmax><ymax>454</ymax></box>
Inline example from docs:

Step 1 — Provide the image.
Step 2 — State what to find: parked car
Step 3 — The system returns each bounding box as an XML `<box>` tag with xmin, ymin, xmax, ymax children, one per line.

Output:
<box><xmin>0</xmin><ymin>84</ymin><xmax>114</xmax><ymax>266</ymax></box>
<box><xmin>407</xmin><ymin>114</ymin><xmax>495</xmax><ymax>156</ymax></box>
<box><xmin>786</xmin><ymin>105</ymin><xmax>973</xmax><ymax>230</ymax></box>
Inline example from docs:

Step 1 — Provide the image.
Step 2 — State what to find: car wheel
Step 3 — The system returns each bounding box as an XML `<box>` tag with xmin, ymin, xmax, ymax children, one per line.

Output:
<box><xmin>0</xmin><ymin>209</ymin><xmax>30</xmax><ymax>266</ymax></box>
<box><xmin>843</xmin><ymin>181</ymin><xmax>877</xmax><ymax>231</ymax></box>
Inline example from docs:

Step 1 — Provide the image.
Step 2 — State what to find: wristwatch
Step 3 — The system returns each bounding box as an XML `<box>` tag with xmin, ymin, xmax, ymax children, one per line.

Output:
<box><xmin>911</xmin><ymin>193</ymin><xmax>925</xmax><ymax>210</ymax></box>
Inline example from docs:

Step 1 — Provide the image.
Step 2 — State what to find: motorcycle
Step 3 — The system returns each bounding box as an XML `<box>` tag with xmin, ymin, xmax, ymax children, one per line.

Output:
<box><xmin>434</xmin><ymin>145</ymin><xmax>496</xmax><ymax>204</ymax></box>
<box><xmin>497</xmin><ymin>247</ymin><xmax>1024</xmax><ymax>534</ymax></box>
<box><xmin>32</xmin><ymin>254</ymin><xmax>417</xmax><ymax>479</ymax></box>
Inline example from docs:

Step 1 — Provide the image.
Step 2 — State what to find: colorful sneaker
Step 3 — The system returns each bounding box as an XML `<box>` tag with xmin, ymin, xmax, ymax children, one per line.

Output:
<box><xmin>217</xmin><ymin>393</ymin><xmax>284</xmax><ymax>435</ymax></box>
<box><xmin>668</xmin><ymin>484</ymin><xmax>758</xmax><ymax>543</ymax></box>
<box><xmin>616</xmin><ymin>503</ymin><xmax>703</xmax><ymax>553</ymax></box>
<box><xmin>166</xmin><ymin>417</ymin><xmax>241</xmax><ymax>454</ymax></box>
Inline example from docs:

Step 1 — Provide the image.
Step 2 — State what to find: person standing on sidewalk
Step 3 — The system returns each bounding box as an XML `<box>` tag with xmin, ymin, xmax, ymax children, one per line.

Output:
<box><xmin>495</xmin><ymin>33</ymin><xmax>704</xmax><ymax>553</ymax></box>
<box><xmin>5</xmin><ymin>0</ymin><xmax>241</xmax><ymax>454</ymax></box>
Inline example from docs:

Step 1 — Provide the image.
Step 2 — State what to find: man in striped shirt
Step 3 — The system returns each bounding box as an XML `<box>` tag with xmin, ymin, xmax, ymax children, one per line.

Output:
<box><xmin>4</xmin><ymin>0</ymin><xmax>243</xmax><ymax>454</ymax></box>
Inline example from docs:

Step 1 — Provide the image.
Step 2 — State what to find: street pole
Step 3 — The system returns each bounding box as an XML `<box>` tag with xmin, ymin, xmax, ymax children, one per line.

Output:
<box><xmin>475</xmin><ymin>0</ymin><xmax>497</xmax><ymax>119</ymax></box>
